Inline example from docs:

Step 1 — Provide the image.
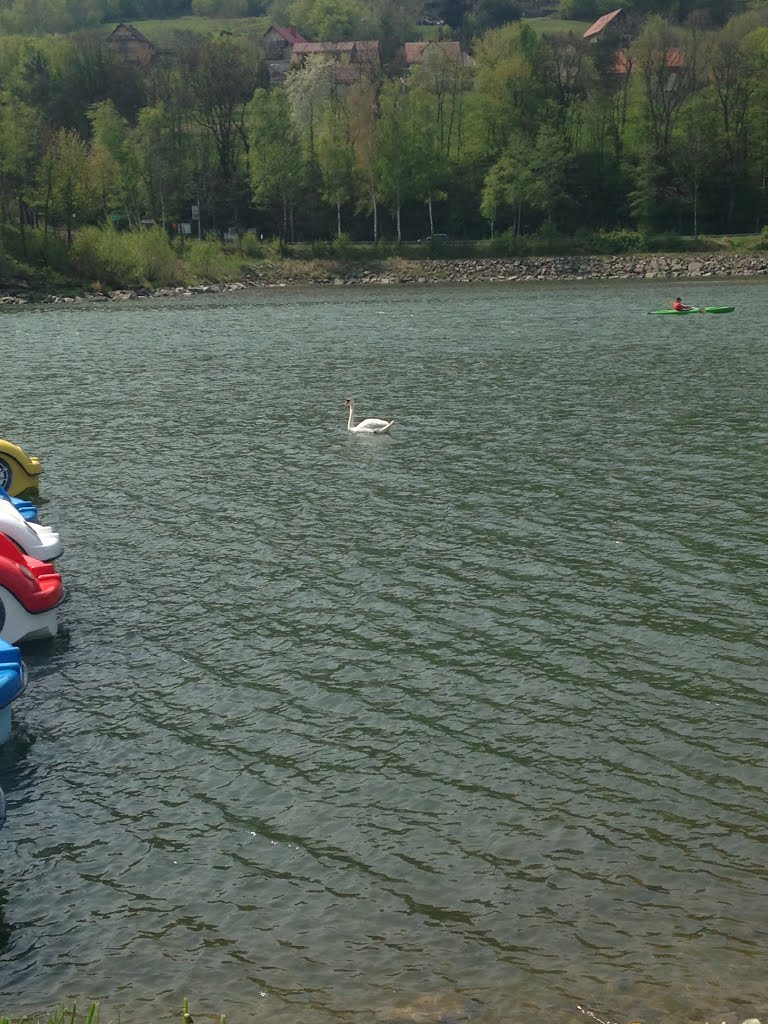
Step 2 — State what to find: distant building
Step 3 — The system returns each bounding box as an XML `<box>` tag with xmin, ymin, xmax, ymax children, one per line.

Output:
<box><xmin>108</xmin><ymin>23</ymin><xmax>156</xmax><ymax>67</ymax></box>
<box><xmin>400</xmin><ymin>40</ymin><xmax>474</xmax><ymax>73</ymax></box>
<box><xmin>290</xmin><ymin>40</ymin><xmax>380</xmax><ymax>84</ymax></box>
<box><xmin>612</xmin><ymin>46</ymin><xmax>685</xmax><ymax>73</ymax></box>
<box><xmin>262</xmin><ymin>24</ymin><xmax>308</xmax><ymax>84</ymax></box>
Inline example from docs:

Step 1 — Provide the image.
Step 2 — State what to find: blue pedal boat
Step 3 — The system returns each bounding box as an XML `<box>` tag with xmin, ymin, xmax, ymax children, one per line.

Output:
<box><xmin>0</xmin><ymin>638</ymin><xmax>27</xmax><ymax>746</ymax></box>
<box><xmin>0</xmin><ymin>483</ymin><xmax>39</xmax><ymax>523</ymax></box>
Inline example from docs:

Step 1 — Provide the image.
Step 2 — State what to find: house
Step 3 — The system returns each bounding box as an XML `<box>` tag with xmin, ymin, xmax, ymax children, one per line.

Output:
<box><xmin>400</xmin><ymin>40</ymin><xmax>474</xmax><ymax>73</ymax></box>
<box><xmin>290</xmin><ymin>40</ymin><xmax>380</xmax><ymax>84</ymax></box>
<box><xmin>262</xmin><ymin>24</ymin><xmax>308</xmax><ymax>84</ymax></box>
<box><xmin>108</xmin><ymin>23</ymin><xmax>156</xmax><ymax>67</ymax></box>
<box><xmin>612</xmin><ymin>46</ymin><xmax>685</xmax><ymax>73</ymax></box>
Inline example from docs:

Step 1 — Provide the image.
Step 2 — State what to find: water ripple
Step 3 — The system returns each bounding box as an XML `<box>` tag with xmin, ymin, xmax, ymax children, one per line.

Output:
<box><xmin>1</xmin><ymin>281</ymin><xmax>767</xmax><ymax>1024</ymax></box>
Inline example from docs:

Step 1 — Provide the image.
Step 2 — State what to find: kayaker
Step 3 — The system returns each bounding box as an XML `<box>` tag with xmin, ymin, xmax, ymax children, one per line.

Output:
<box><xmin>673</xmin><ymin>297</ymin><xmax>692</xmax><ymax>311</ymax></box>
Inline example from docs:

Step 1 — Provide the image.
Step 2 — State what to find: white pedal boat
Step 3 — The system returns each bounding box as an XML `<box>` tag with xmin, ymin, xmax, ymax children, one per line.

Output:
<box><xmin>0</xmin><ymin>500</ymin><xmax>63</xmax><ymax>561</ymax></box>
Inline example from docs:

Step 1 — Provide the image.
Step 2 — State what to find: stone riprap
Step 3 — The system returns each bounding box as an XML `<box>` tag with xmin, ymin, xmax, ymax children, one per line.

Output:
<box><xmin>2</xmin><ymin>251</ymin><xmax>768</xmax><ymax>304</ymax></box>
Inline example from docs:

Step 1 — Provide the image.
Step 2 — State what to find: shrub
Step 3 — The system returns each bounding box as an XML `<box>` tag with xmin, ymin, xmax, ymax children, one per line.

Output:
<box><xmin>71</xmin><ymin>226</ymin><xmax>138</xmax><ymax>286</ymax></box>
<box><xmin>181</xmin><ymin>238</ymin><xmax>239</xmax><ymax>282</ymax></box>
<box><xmin>588</xmin><ymin>229</ymin><xmax>644</xmax><ymax>254</ymax></box>
<box><xmin>331</xmin><ymin>232</ymin><xmax>355</xmax><ymax>259</ymax></box>
<box><xmin>69</xmin><ymin>225</ymin><xmax>178</xmax><ymax>288</ymax></box>
<box><xmin>240</xmin><ymin>231</ymin><xmax>265</xmax><ymax>258</ymax></box>
<box><xmin>131</xmin><ymin>226</ymin><xmax>177</xmax><ymax>285</ymax></box>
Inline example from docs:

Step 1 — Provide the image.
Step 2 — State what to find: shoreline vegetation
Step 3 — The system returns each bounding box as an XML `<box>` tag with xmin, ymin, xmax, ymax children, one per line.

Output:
<box><xmin>1</xmin><ymin>1001</ymin><xmax>765</xmax><ymax>1024</ymax></box>
<box><xmin>2</xmin><ymin>228</ymin><xmax>768</xmax><ymax>305</ymax></box>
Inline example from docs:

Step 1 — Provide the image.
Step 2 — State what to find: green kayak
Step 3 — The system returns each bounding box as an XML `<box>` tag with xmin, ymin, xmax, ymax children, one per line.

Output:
<box><xmin>648</xmin><ymin>305</ymin><xmax>735</xmax><ymax>315</ymax></box>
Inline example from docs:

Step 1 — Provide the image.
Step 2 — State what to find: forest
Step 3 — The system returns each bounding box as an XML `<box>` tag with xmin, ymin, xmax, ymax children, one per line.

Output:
<box><xmin>1</xmin><ymin>0</ymin><xmax>768</xmax><ymax>279</ymax></box>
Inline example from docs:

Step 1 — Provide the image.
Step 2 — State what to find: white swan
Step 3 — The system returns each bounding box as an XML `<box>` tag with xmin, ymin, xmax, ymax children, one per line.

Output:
<box><xmin>344</xmin><ymin>398</ymin><xmax>394</xmax><ymax>434</ymax></box>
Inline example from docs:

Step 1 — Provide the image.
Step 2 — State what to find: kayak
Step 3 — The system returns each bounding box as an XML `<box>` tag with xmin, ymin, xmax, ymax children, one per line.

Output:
<box><xmin>648</xmin><ymin>306</ymin><xmax>735</xmax><ymax>315</ymax></box>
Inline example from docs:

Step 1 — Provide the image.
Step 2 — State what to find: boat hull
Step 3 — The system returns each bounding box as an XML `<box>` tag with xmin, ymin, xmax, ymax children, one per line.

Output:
<box><xmin>648</xmin><ymin>306</ymin><xmax>735</xmax><ymax>315</ymax></box>
<box><xmin>0</xmin><ymin>585</ymin><xmax>59</xmax><ymax>644</ymax></box>
<box><xmin>0</xmin><ymin>440</ymin><xmax>42</xmax><ymax>496</ymax></box>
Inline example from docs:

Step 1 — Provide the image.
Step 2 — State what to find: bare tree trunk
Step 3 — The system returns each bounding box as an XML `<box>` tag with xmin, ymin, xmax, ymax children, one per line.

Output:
<box><xmin>428</xmin><ymin>195</ymin><xmax>434</xmax><ymax>235</ymax></box>
<box><xmin>371</xmin><ymin>186</ymin><xmax>378</xmax><ymax>242</ymax></box>
<box><xmin>396</xmin><ymin>200</ymin><xmax>401</xmax><ymax>243</ymax></box>
<box><xmin>337</xmin><ymin>200</ymin><xmax>341</xmax><ymax>238</ymax></box>
<box><xmin>290</xmin><ymin>201</ymin><xmax>295</xmax><ymax>244</ymax></box>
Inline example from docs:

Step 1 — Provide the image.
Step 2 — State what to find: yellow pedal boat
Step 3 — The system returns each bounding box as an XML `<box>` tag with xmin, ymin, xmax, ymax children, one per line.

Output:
<box><xmin>0</xmin><ymin>439</ymin><xmax>42</xmax><ymax>496</ymax></box>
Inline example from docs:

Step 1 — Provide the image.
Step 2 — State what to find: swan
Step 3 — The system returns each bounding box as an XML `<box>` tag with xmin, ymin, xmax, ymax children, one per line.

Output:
<box><xmin>344</xmin><ymin>398</ymin><xmax>394</xmax><ymax>434</ymax></box>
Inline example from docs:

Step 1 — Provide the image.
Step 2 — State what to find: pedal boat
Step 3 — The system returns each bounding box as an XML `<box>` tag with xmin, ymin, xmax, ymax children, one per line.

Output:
<box><xmin>0</xmin><ymin>484</ymin><xmax>39</xmax><ymax>523</ymax></box>
<box><xmin>0</xmin><ymin>501</ymin><xmax>62</xmax><ymax>561</ymax></box>
<box><xmin>0</xmin><ymin>638</ymin><xmax>27</xmax><ymax>745</ymax></box>
<box><xmin>0</xmin><ymin>532</ymin><xmax>64</xmax><ymax>644</ymax></box>
<box><xmin>0</xmin><ymin>439</ymin><xmax>42</xmax><ymax>497</ymax></box>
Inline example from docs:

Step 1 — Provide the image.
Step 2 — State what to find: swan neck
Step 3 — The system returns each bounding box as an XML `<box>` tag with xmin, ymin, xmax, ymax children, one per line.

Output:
<box><xmin>347</xmin><ymin>403</ymin><xmax>355</xmax><ymax>430</ymax></box>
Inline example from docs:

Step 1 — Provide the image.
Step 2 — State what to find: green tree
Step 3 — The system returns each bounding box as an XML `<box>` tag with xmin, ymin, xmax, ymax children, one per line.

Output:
<box><xmin>347</xmin><ymin>79</ymin><xmax>381</xmax><ymax>241</ymax></box>
<box><xmin>0</xmin><ymin>95</ymin><xmax>44</xmax><ymax>254</ymax></box>
<box><xmin>317</xmin><ymin>100</ymin><xmax>355</xmax><ymax>237</ymax></box>
<box><xmin>44</xmin><ymin>127</ymin><xmax>94</xmax><ymax>243</ymax></box>
<box><xmin>248</xmin><ymin>88</ymin><xmax>305</xmax><ymax>242</ymax></box>
<box><xmin>472</xmin><ymin>23</ymin><xmax>544</xmax><ymax>158</ymax></box>
<box><xmin>179</xmin><ymin>35</ymin><xmax>261</xmax><ymax>225</ymax></box>
<box><xmin>289</xmin><ymin>0</ymin><xmax>372</xmax><ymax>41</ymax></box>
<box><xmin>132</xmin><ymin>102</ymin><xmax>191</xmax><ymax>227</ymax></box>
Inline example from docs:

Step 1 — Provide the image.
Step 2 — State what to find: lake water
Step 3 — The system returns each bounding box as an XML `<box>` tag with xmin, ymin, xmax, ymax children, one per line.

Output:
<box><xmin>1</xmin><ymin>278</ymin><xmax>767</xmax><ymax>1024</ymax></box>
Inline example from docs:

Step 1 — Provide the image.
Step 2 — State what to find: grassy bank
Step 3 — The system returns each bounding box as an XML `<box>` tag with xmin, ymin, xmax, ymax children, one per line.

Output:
<box><xmin>1</xmin><ymin>225</ymin><xmax>767</xmax><ymax>300</ymax></box>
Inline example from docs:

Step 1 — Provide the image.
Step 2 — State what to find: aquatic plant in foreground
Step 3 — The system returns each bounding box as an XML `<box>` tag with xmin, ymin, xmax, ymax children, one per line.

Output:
<box><xmin>0</xmin><ymin>998</ymin><xmax>226</xmax><ymax>1024</ymax></box>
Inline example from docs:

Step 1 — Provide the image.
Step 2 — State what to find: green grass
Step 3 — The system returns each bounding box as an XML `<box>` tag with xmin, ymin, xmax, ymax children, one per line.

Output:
<box><xmin>103</xmin><ymin>14</ymin><xmax>271</xmax><ymax>44</ymax></box>
<box><xmin>104</xmin><ymin>14</ymin><xmax>453</xmax><ymax>45</ymax></box>
<box><xmin>522</xmin><ymin>16</ymin><xmax>592</xmax><ymax>34</ymax></box>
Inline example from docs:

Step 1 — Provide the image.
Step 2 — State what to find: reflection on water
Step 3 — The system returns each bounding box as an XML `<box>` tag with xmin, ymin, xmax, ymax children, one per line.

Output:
<box><xmin>1</xmin><ymin>280</ymin><xmax>767</xmax><ymax>1024</ymax></box>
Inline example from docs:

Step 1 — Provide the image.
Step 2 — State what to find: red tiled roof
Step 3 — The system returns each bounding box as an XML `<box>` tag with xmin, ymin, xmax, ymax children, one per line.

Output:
<box><xmin>402</xmin><ymin>40</ymin><xmax>462</xmax><ymax>65</ymax></box>
<box><xmin>612</xmin><ymin>46</ymin><xmax>684</xmax><ymax>72</ymax></box>
<box><xmin>292</xmin><ymin>40</ymin><xmax>378</xmax><ymax>55</ymax></box>
<box><xmin>265</xmin><ymin>24</ymin><xmax>307</xmax><ymax>44</ymax></box>
<box><xmin>583</xmin><ymin>8</ymin><xmax>623</xmax><ymax>38</ymax></box>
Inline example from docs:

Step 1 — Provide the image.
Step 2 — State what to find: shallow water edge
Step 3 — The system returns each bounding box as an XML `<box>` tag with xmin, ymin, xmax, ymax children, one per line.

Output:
<box><xmin>1</xmin><ymin>250</ymin><xmax>768</xmax><ymax>305</ymax></box>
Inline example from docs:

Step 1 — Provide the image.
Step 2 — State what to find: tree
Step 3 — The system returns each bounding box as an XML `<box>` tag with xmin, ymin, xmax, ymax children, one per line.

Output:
<box><xmin>631</xmin><ymin>16</ymin><xmax>696</xmax><ymax>158</ymax></box>
<box><xmin>347</xmin><ymin>79</ymin><xmax>381</xmax><ymax>241</ymax></box>
<box><xmin>472</xmin><ymin>23</ymin><xmax>544</xmax><ymax>158</ymax></box>
<box><xmin>44</xmin><ymin>127</ymin><xmax>93</xmax><ymax>243</ymax></box>
<box><xmin>473</xmin><ymin>0</ymin><xmax>521</xmax><ymax>34</ymax></box>
<box><xmin>248</xmin><ymin>88</ymin><xmax>305</xmax><ymax>242</ymax></box>
<box><xmin>289</xmin><ymin>0</ymin><xmax>372</xmax><ymax>41</ymax></box>
<box><xmin>481</xmin><ymin>141</ymin><xmax>534</xmax><ymax>235</ymax></box>
<box><xmin>709</xmin><ymin>14</ymin><xmax>761</xmax><ymax>229</ymax></box>
<box><xmin>132</xmin><ymin>102</ymin><xmax>191</xmax><ymax>227</ymax></box>
<box><xmin>317</xmin><ymin>100</ymin><xmax>355</xmax><ymax>237</ymax></box>
<box><xmin>284</xmin><ymin>54</ymin><xmax>336</xmax><ymax>158</ymax></box>
<box><xmin>0</xmin><ymin>96</ymin><xmax>44</xmax><ymax>253</ymax></box>
<box><xmin>179</xmin><ymin>35</ymin><xmax>261</xmax><ymax>225</ymax></box>
<box><xmin>377</xmin><ymin>79</ymin><xmax>415</xmax><ymax>241</ymax></box>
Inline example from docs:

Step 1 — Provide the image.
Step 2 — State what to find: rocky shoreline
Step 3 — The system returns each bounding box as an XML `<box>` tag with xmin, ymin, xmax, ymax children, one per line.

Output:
<box><xmin>2</xmin><ymin>251</ymin><xmax>768</xmax><ymax>304</ymax></box>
